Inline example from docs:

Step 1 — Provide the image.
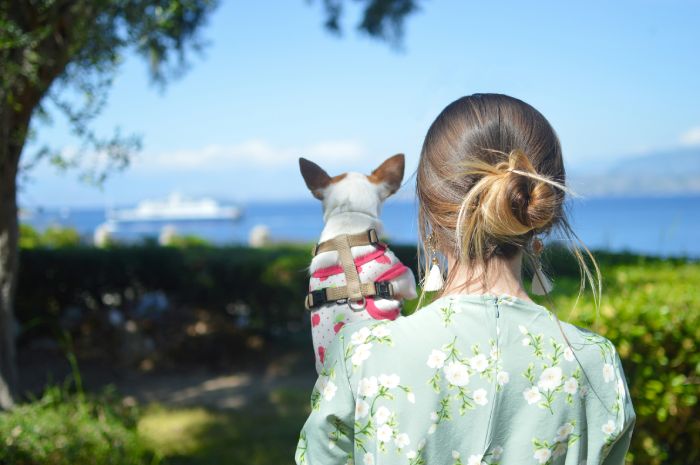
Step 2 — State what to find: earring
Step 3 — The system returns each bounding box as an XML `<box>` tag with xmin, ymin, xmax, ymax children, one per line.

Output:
<box><xmin>531</xmin><ymin>237</ymin><xmax>553</xmax><ymax>295</ymax></box>
<box><xmin>423</xmin><ymin>232</ymin><xmax>444</xmax><ymax>292</ymax></box>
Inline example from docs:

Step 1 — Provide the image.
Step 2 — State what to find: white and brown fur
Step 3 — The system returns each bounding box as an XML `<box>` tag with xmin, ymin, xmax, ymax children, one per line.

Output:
<box><xmin>299</xmin><ymin>154</ymin><xmax>418</xmax><ymax>373</ymax></box>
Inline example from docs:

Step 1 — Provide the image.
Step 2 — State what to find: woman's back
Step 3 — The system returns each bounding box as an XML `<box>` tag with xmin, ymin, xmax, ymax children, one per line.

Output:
<box><xmin>295</xmin><ymin>294</ymin><xmax>635</xmax><ymax>465</ymax></box>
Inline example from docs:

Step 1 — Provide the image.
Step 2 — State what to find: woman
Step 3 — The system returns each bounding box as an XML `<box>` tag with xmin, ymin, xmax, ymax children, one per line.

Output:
<box><xmin>295</xmin><ymin>94</ymin><xmax>635</xmax><ymax>465</ymax></box>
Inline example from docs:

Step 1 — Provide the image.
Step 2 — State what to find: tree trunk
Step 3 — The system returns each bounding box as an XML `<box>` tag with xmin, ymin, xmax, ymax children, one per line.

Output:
<box><xmin>0</xmin><ymin>134</ymin><xmax>20</xmax><ymax>410</ymax></box>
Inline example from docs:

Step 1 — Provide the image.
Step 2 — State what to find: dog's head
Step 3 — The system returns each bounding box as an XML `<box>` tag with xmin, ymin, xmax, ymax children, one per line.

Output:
<box><xmin>299</xmin><ymin>154</ymin><xmax>405</xmax><ymax>220</ymax></box>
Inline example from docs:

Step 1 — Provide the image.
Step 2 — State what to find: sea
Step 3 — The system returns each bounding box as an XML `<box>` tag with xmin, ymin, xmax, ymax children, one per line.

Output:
<box><xmin>21</xmin><ymin>195</ymin><xmax>700</xmax><ymax>258</ymax></box>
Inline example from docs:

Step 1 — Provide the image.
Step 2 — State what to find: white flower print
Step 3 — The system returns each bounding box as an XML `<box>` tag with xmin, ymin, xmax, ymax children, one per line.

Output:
<box><xmin>538</xmin><ymin>366</ymin><xmax>563</xmax><ymax>391</ymax></box>
<box><xmin>492</xmin><ymin>446</ymin><xmax>503</xmax><ymax>460</ymax></box>
<box><xmin>473</xmin><ymin>388</ymin><xmax>488</xmax><ymax>406</ymax></box>
<box><xmin>556</xmin><ymin>422</ymin><xmax>574</xmax><ymax>442</ymax></box>
<box><xmin>602</xmin><ymin>419</ymin><xmax>616</xmax><ymax>436</ymax></box>
<box><xmin>358</xmin><ymin>377</ymin><xmax>379</xmax><ymax>397</ymax></box>
<box><xmin>617</xmin><ymin>378</ymin><xmax>626</xmax><ymax>397</ymax></box>
<box><xmin>355</xmin><ymin>400</ymin><xmax>370</xmax><ymax>419</ymax></box>
<box><xmin>564</xmin><ymin>346</ymin><xmax>575</xmax><ymax>362</ymax></box>
<box><xmin>427</xmin><ymin>349</ymin><xmax>447</xmax><ymax>369</ymax></box>
<box><xmin>467</xmin><ymin>454</ymin><xmax>484</xmax><ymax>465</ymax></box>
<box><xmin>490</xmin><ymin>345</ymin><xmax>500</xmax><ymax>360</ymax></box>
<box><xmin>374</xmin><ymin>406</ymin><xmax>391</xmax><ymax>425</ymax></box>
<box><xmin>469</xmin><ymin>354</ymin><xmax>489</xmax><ymax>373</ymax></box>
<box><xmin>522</xmin><ymin>337</ymin><xmax>532</xmax><ymax>346</ymax></box>
<box><xmin>395</xmin><ymin>433</ymin><xmax>410</xmax><ymax>448</ymax></box>
<box><xmin>533</xmin><ymin>447</ymin><xmax>552</xmax><ymax>464</ymax></box>
<box><xmin>363</xmin><ymin>453</ymin><xmax>375</xmax><ymax>465</ymax></box>
<box><xmin>351</xmin><ymin>343</ymin><xmax>373</xmax><ymax>366</ymax></box>
<box><xmin>452</xmin><ymin>450</ymin><xmax>460</xmax><ymax>459</ymax></box>
<box><xmin>524</xmin><ymin>386</ymin><xmax>542</xmax><ymax>404</ymax></box>
<box><xmin>371</xmin><ymin>325</ymin><xmax>391</xmax><ymax>338</ymax></box>
<box><xmin>351</xmin><ymin>327</ymin><xmax>371</xmax><ymax>345</ymax></box>
<box><xmin>563</xmin><ymin>377</ymin><xmax>579</xmax><ymax>395</ymax></box>
<box><xmin>444</xmin><ymin>361</ymin><xmax>470</xmax><ymax>386</ymax></box>
<box><xmin>497</xmin><ymin>371</ymin><xmax>510</xmax><ymax>386</ymax></box>
<box><xmin>379</xmin><ymin>373</ymin><xmax>400</xmax><ymax>389</ymax></box>
<box><xmin>603</xmin><ymin>363</ymin><xmax>615</xmax><ymax>383</ymax></box>
<box><xmin>329</xmin><ymin>440</ymin><xmax>336</xmax><ymax>450</ymax></box>
<box><xmin>430</xmin><ymin>411</ymin><xmax>439</xmax><ymax>422</ymax></box>
<box><xmin>322</xmin><ymin>380</ymin><xmax>338</xmax><ymax>401</ymax></box>
<box><xmin>377</xmin><ymin>424</ymin><xmax>393</xmax><ymax>443</ymax></box>
<box><xmin>428</xmin><ymin>423</ymin><xmax>437</xmax><ymax>434</ymax></box>
<box><xmin>407</xmin><ymin>392</ymin><xmax>416</xmax><ymax>403</ymax></box>
<box><xmin>406</xmin><ymin>450</ymin><xmax>417</xmax><ymax>460</ymax></box>
<box><xmin>518</xmin><ymin>324</ymin><xmax>528</xmax><ymax>334</ymax></box>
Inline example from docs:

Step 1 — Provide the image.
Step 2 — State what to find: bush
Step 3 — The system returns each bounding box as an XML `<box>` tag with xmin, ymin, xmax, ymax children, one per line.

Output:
<box><xmin>535</xmin><ymin>255</ymin><xmax>699</xmax><ymax>465</ymax></box>
<box><xmin>0</xmin><ymin>386</ymin><xmax>158</xmax><ymax>465</ymax></box>
<box><xmin>13</xmin><ymin>243</ymin><xmax>699</xmax><ymax>465</ymax></box>
<box><xmin>20</xmin><ymin>224</ymin><xmax>82</xmax><ymax>249</ymax></box>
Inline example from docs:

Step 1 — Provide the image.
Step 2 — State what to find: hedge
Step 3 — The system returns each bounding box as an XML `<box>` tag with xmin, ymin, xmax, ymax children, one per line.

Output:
<box><xmin>12</xmin><ymin>243</ymin><xmax>700</xmax><ymax>465</ymax></box>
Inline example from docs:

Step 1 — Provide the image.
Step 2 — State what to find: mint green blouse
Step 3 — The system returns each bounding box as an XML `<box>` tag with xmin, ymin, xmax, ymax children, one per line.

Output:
<box><xmin>295</xmin><ymin>294</ymin><xmax>635</xmax><ymax>465</ymax></box>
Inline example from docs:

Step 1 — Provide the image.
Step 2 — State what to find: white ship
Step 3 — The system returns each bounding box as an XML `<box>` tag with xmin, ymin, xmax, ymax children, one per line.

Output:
<box><xmin>107</xmin><ymin>193</ymin><xmax>242</xmax><ymax>222</ymax></box>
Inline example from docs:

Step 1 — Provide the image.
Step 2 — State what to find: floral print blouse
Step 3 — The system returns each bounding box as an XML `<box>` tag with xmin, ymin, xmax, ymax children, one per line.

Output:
<box><xmin>295</xmin><ymin>293</ymin><xmax>635</xmax><ymax>465</ymax></box>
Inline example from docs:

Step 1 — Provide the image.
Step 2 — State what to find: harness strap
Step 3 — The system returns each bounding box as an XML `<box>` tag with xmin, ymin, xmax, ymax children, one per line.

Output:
<box><xmin>312</xmin><ymin>228</ymin><xmax>380</xmax><ymax>256</ymax></box>
<box><xmin>305</xmin><ymin>281</ymin><xmax>394</xmax><ymax>310</ymax></box>
<box><xmin>305</xmin><ymin>228</ymin><xmax>392</xmax><ymax>310</ymax></box>
<box><xmin>333</xmin><ymin>234</ymin><xmax>363</xmax><ymax>302</ymax></box>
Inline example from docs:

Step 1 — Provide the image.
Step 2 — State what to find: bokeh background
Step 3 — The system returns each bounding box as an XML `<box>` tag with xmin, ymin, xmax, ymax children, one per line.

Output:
<box><xmin>0</xmin><ymin>1</ymin><xmax>698</xmax><ymax>464</ymax></box>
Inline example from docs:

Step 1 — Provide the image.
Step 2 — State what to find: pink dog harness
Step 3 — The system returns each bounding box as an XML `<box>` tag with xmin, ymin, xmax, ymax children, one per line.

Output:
<box><xmin>306</xmin><ymin>231</ymin><xmax>415</xmax><ymax>373</ymax></box>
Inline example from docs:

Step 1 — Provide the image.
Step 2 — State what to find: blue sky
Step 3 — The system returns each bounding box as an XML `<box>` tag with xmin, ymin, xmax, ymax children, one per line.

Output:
<box><xmin>20</xmin><ymin>0</ymin><xmax>700</xmax><ymax>207</ymax></box>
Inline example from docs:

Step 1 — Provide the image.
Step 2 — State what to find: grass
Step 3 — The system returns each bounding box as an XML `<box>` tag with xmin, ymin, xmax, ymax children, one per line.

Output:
<box><xmin>138</xmin><ymin>387</ymin><xmax>311</xmax><ymax>465</ymax></box>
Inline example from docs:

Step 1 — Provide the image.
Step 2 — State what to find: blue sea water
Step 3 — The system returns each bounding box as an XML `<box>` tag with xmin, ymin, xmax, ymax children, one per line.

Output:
<box><xmin>21</xmin><ymin>195</ymin><xmax>700</xmax><ymax>258</ymax></box>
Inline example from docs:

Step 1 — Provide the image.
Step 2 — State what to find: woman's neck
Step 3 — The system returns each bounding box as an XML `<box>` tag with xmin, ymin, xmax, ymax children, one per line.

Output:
<box><xmin>441</xmin><ymin>251</ymin><xmax>533</xmax><ymax>302</ymax></box>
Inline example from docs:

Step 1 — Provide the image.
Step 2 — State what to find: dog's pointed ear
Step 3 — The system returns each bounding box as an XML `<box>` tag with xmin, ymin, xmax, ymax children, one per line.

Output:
<box><xmin>369</xmin><ymin>153</ymin><xmax>405</xmax><ymax>198</ymax></box>
<box><xmin>299</xmin><ymin>157</ymin><xmax>331</xmax><ymax>200</ymax></box>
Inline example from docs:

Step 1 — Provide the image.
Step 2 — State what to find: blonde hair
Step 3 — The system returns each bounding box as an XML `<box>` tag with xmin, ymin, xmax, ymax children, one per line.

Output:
<box><xmin>416</xmin><ymin>94</ymin><xmax>601</xmax><ymax>312</ymax></box>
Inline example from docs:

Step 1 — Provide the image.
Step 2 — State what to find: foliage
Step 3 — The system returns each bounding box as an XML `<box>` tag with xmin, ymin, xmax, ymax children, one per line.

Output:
<box><xmin>139</xmin><ymin>388</ymin><xmax>310</xmax><ymax>464</ymax></box>
<box><xmin>0</xmin><ymin>384</ymin><xmax>159</xmax><ymax>465</ymax></box>
<box><xmin>319</xmin><ymin>0</ymin><xmax>420</xmax><ymax>45</ymax></box>
<box><xmin>19</xmin><ymin>224</ymin><xmax>81</xmax><ymax>248</ymax></box>
<box><xmin>1</xmin><ymin>0</ymin><xmax>218</xmax><ymax>182</ymax></box>
<box><xmin>536</xmin><ymin>259</ymin><xmax>700</xmax><ymax>465</ymax></box>
<box><xmin>13</xmin><ymin>243</ymin><xmax>700</xmax><ymax>465</ymax></box>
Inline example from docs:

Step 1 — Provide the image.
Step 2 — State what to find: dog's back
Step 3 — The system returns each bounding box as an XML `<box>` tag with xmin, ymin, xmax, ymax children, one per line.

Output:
<box><xmin>299</xmin><ymin>154</ymin><xmax>417</xmax><ymax>374</ymax></box>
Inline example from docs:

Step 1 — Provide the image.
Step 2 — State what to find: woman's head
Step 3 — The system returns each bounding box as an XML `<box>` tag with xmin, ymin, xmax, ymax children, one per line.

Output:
<box><xmin>417</xmin><ymin>93</ymin><xmax>598</xmax><ymax>300</ymax></box>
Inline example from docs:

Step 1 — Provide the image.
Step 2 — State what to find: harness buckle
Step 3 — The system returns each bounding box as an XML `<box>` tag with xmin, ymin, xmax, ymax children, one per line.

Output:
<box><xmin>306</xmin><ymin>289</ymin><xmax>329</xmax><ymax>309</ymax></box>
<box><xmin>374</xmin><ymin>281</ymin><xmax>394</xmax><ymax>299</ymax></box>
<box><xmin>367</xmin><ymin>228</ymin><xmax>379</xmax><ymax>244</ymax></box>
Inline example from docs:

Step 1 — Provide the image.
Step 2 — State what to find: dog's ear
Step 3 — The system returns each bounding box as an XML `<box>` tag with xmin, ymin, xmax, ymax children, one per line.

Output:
<box><xmin>369</xmin><ymin>153</ymin><xmax>405</xmax><ymax>197</ymax></box>
<box><xmin>299</xmin><ymin>158</ymin><xmax>331</xmax><ymax>200</ymax></box>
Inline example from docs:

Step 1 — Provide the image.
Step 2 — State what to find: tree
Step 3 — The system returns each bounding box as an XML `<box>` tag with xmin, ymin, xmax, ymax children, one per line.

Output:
<box><xmin>0</xmin><ymin>0</ymin><xmax>418</xmax><ymax>410</ymax></box>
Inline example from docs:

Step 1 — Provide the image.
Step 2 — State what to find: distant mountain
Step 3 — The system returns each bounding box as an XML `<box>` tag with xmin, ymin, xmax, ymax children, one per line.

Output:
<box><xmin>569</xmin><ymin>147</ymin><xmax>700</xmax><ymax>196</ymax></box>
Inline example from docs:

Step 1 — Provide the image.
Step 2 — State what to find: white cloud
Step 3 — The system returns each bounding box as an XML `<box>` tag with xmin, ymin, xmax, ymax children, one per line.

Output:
<box><xmin>680</xmin><ymin>126</ymin><xmax>700</xmax><ymax>146</ymax></box>
<box><xmin>136</xmin><ymin>139</ymin><xmax>367</xmax><ymax>171</ymax></box>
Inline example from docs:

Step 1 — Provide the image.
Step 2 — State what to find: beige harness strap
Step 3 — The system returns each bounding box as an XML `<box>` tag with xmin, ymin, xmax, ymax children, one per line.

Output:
<box><xmin>312</xmin><ymin>229</ymin><xmax>380</xmax><ymax>256</ymax></box>
<box><xmin>332</xmin><ymin>234</ymin><xmax>364</xmax><ymax>301</ymax></box>
<box><xmin>304</xmin><ymin>228</ymin><xmax>394</xmax><ymax>310</ymax></box>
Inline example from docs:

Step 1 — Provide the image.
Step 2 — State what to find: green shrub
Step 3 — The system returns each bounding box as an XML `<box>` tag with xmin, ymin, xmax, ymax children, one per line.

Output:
<box><xmin>0</xmin><ymin>386</ymin><xmax>159</xmax><ymax>465</ymax></box>
<box><xmin>13</xmin><ymin>243</ymin><xmax>700</xmax><ymax>465</ymax></box>
<box><xmin>534</xmin><ymin>257</ymin><xmax>699</xmax><ymax>465</ymax></box>
<box><xmin>19</xmin><ymin>224</ymin><xmax>82</xmax><ymax>249</ymax></box>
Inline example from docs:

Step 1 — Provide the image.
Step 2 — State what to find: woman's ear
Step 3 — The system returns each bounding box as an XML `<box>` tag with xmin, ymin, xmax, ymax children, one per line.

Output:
<box><xmin>299</xmin><ymin>157</ymin><xmax>331</xmax><ymax>200</ymax></box>
<box><xmin>369</xmin><ymin>153</ymin><xmax>405</xmax><ymax>198</ymax></box>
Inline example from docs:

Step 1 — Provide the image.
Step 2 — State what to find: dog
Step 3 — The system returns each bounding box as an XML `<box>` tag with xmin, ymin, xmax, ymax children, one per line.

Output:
<box><xmin>299</xmin><ymin>154</ymin><xmax>418</xmax><ymax>374</ymax></box>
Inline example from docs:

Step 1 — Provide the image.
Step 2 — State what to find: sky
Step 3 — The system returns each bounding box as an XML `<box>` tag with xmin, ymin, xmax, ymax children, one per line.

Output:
<box><xmin>19</xmin><ymin>0</ymin><xmax>700</xmax><ymax>207</ymax></box>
